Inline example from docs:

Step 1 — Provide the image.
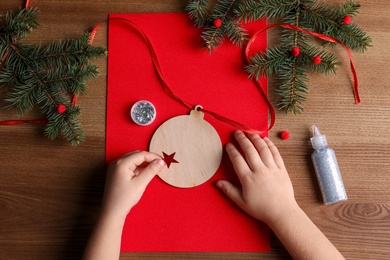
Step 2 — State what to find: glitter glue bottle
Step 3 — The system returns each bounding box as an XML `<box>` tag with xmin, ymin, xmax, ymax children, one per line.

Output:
<box><xmin>310</xmin><ymin>125</ymin><xmax>347</xmax><ymax>205</ymax></box>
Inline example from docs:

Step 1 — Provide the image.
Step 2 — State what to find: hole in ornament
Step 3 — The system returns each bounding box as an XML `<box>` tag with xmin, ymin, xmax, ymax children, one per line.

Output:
<box><xmin>162</xmin><ymin>152</ymin><xmax>179</xmax><ymax>168</ymax></box>
<box><xmin>195</xmin><ymin>105</ymin><xmax>203</xmax><ymax>111</ymax></box>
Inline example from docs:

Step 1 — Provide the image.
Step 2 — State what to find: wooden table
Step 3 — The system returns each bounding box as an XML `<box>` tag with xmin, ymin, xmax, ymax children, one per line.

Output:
<box><xmin>1</xmin><ymin>0</ymin><xmax>389</xmax><ymax>259</ymax></box>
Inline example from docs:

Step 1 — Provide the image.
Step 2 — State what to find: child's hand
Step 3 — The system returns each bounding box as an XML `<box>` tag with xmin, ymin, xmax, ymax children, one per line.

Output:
<box><xmin>217</xmin><ymin>130</ymin><xmax>298</xmax><ymax>225</ymax></box>
<box><xmin>102</xmin><ymin>151</ymin><xmax>166</xmax><ymax>220</ymax></box>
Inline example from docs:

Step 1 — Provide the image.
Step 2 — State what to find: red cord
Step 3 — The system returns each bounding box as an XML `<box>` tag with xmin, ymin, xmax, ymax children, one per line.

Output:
<box><xmin>88</xmin><ymin>23</ymin><xmax>101</xmax><ymax>45</ymax></box>
<box><xmin>0</xmin><ymin>119</ymin><xmax>48</xmax><ymax>125</ymax></box>
<box><xmin>110</xmin><ymin>17</ymin><xmax>272</xmax><ymax>136</ymax></box>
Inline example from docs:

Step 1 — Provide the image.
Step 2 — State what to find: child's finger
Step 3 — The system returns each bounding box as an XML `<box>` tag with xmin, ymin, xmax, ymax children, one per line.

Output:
<box><xmin>226</xmin><ymin>143</ymin><xmax>251</xmax><ymax>178</ymax></box>
<box><xmin>120</xmin><ymin>151</ymin><xmax>162</xmax><ymax>172</ymax></box>
<box><xmin>234</xmin><ymin>130</ymin><xmax>265</xmax><ymax>171</ymax></box>
<box><xmin>216</xmin><ymin>180</ymin><xmax>244</xmax><ymax>208</ymax></box>
<box><xmin>120</xmin><ymin>150</ymin><xmax>140</xmax><ymax>158</ymax></box>
<box><xmin>132</xmin><ymin>159</ymin><xmax>166</xmax><ymax>188</ymax></box>
<box><xmin>263</xmin><ymin>137</ymin><xmax>285</xmax><ymax>169</ymax></box>
<box><xmin>247</xmin><ymin>133</ymin><xmax>275</xmax><ymax>167</ymax></box>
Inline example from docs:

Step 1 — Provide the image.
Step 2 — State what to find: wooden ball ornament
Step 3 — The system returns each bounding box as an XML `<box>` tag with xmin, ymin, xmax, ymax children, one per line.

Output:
<box><xmin>149</xmin><ymin>106</ymin><xmax>223</xmax><ymax>188</ymax></box>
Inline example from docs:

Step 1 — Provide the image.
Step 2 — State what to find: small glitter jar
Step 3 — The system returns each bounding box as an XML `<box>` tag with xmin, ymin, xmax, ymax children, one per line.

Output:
<box><xmin>130</xmin><ymin>100</ymin><xmax>156</xmax><ymax>126</ymax></box>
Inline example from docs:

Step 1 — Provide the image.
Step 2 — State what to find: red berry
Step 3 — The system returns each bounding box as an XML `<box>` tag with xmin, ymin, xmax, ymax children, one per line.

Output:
<box><xmin>291</xmin><ymin>46</ymin><xmax>300</xmax><ymax>57</ymax></box>
<box><xmin>280</xmin><ymin>130</ymin><xmax>290</xmax><ymax>140</ymax></box>
<box><xmin>57</xmin><ymin>104</ymin><xmax>66</xmax><ymax>114</ymax></box>
<box><xmin>343</xmin><ymin>15</ymin><xmax>352</xmax><ymax>25</ymax></box>
<box><xmin>213</xmin><ymin>18</ymin><xmax>222</xmax><ymax>28</ymax></box>
<box><xmin>313</xmin><ymin>55</ymin><xmax>321</xmax><ymax>65</ymax></box>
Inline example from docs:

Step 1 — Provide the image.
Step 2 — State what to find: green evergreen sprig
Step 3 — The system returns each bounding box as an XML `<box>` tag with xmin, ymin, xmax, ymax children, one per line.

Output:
<box><xmin>1</xmin><ymin>7</ymin><xmax>39</xmax><ymax>42</ymax></box>
<box><xmin>186</xmin><ymin>0</ymin><xmax>249</xmax><ymax>51</ymax></box>
<box><xmin>186</xmin><ymin>0</ymin><xmax>372</xmax><ymax>114</ymax></box>
<box><xmin>0</xmin><ymin>7</ymin><xmax>106</xmax><ymax>145</ymax></box>
<box><xmin>186</xmin><ymin>0</ymin><xmax>211</xmax><ymax>27</ymax></box>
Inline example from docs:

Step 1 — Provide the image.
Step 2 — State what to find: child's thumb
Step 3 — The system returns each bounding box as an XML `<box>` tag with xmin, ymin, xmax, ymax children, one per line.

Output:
<box><xmin>136</xmin><ymin>159</ymin><xmax>166</xmax><ymax>187</ymax></box>
<box><xmin>216</xmin><ymin>180</ymin><xmax>243</xmax><ymax>206</ymax></box>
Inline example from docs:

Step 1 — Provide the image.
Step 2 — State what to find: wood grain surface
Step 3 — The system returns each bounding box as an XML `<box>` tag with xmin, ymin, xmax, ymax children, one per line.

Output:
<box><xmin>0</xmin><ymin>0</ymin><xmax>389</xmax><ymax>259</ymax></box>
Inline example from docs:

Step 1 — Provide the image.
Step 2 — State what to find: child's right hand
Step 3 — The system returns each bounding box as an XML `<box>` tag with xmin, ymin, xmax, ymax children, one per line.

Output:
<box><xmin>217</xmin><ymin>130</ymin><xmax>298</xmax><ymax>226</ymax></box>
<box><xmin>102</xmin><ymin>151</ymin><xmax>166</xmax><ymax>220</ymax></box>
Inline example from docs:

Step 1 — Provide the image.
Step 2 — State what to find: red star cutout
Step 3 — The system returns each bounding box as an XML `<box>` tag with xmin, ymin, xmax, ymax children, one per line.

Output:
<box><xmin>162</xmin><ymin>152</ymin><xmax>179</xmax><ymax>168</ymax></box>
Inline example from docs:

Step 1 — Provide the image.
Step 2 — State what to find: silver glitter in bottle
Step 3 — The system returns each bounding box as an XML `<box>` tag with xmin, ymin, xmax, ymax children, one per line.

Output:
<box><xmin>130</xmin><ymin>100</ymin><xmax>156</xmax><ymax>126</ymax></box>
<box><xmin>310</xmin><ymin>125</ymin><xmax>347</xmax><ymax>205</ymax></box>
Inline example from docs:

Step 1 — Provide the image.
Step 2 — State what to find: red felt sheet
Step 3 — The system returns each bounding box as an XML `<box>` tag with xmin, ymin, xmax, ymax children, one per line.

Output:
<box><xmin>106</xmin><ymin>13</ymin><xmax>270</xmax><ymax>252</ymax></box>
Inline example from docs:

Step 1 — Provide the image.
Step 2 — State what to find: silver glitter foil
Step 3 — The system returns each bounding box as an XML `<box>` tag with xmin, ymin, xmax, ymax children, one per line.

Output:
<box><xmin>131</xmin><ymin>100</ymin><xmax>156</xmax><ymax>126</ymax></box>
<box><xmin>311</xmin><ymin>126</ymin><xmax>347</xmax><ymax>205</ymax></box>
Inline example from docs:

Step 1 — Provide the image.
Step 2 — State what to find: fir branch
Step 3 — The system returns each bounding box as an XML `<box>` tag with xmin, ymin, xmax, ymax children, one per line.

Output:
<box><xmin>213</xmin><ymin>0</ymin><xmax>240</xmax><ymax>17</ymax></box>
<box><xmin>4</xmin><ymin>7</ymin><xmax>39</xmax><ymax>42</ymax></box>
<box><xmin>337</xmin><ymin>0</ymin><xmax>361</xmax><ymax>17</ymax></box>
<box><xmin>299</xmin><ymin>44</ymin><xmax>341</xmax><ymax>75</ymax></box>
<box><xmin>5</xmin><ymin>49</ymin><xmax>60</xmax><ymax>115</ymax></box>
<box><xmin>301</xmin><ymin>0</ymin><xmax>371</xmax><ymax>52</ymax></box>
<box><xmin>45</xmin><ymin>105</ymin><xmax>84</xmax><ymax>145</ymax></box>
<box><xmin>224</xmin><ymin>19</ymin><xmax>248</xmax><ymax>47</ymax></box>
<box><xmin>293</xmin><ymin>0</ymin><xmax>302</xmax><ymax>46</ymax></box>
<box><xmin>0</xmin><ymin>36</ymin><xmax>103</xmax><ymax>109</ymax></box>
<box><xmin>28</xmin><ymin>33</ymin><xmax>106</xmax><ymax>65</ymax></box>
<box><xmin>0</xmin><ymin>7</ymin><xmax>106</xmax><ymax>144</ymax></box>
<box><xmin>247</xmin><ymin>43</ymin><xmax>340</xmax><ymax>114</ymax></box>
<box><xmin>84</xmin><ymin>43</ymin><xmax>107</xmax><ymax>59</ymax></box>
<box><xmin>3</xmin><ymin>43</ymin><xmax>99</xmax><ymax>115</ymax></box>
<box><xmin>186</xmin><ymin>0</ymin><xmax>372</xmax><ymax>114</ymax></box>
<box><xmin>202</xmin><ymin>26</ymin><xmax>225</xmax><ymax>51</ymax></box>
<box><xmin>277</xmin><ymin>62</ymin><xmax>309</xmax><ymax>114</ymax></box>
<box><xmin>202</xmin><ymin>0</ymin><xmax>245</xmax><ymax>51</ymax></box>
<box><xmin>186</xmin><ymin>0</ymin><xmax>212</xmax><ymax>28</ymax></box>
<box><xmin>0</xmin><ymin>38</ymin><xmax>9</xmax><ymax>64</ymax></box>
<box><xmin>40</xmin><ymin>89</ymin><xmax>84</xmax><ymax>145</ymax></box>
<box><xmin>246</xmin><ymin>46</ymin><xmax>291</xmax><ymax>79</ymax></box>
<box><xmin>2</xmin><ymin>72</ymin><xmax>39</xmax><ymax>114</ymax></box>
<box><xmin>300</xmin><ymin>0</ymin><xmax>340</xmax><ymax>33</ymax></box>
<box><xmin>327</xmin><ymin>23</ymin><xmax>372</xmax><ymax>52</ymax></box>
<box><xmin>44</xmin><ymin>63</ymin><xmax>99</xmax><ymax>95</ymax></box>
<box><xmin>280</xmin><ymin>1</ymin><xmax>306</xmax><ymax>47</ymax></box>
<box><xmin>236</xmin><ymin>0</ymin><xmax>296</xmax><ymax>22</ymax></box>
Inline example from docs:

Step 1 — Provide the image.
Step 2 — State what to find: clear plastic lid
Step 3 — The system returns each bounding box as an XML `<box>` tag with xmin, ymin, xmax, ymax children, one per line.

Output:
<box><xmin>310</xmin><ymin>125</ymin><xmax>327</xmax><ymax>149</ymax></box>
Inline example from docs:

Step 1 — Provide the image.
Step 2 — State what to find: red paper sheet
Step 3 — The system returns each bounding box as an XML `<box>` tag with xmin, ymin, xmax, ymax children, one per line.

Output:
<box><xmin>106</xmin><ymin>13</ymin><xmax>269</xmax><ymax>252</ymax></box>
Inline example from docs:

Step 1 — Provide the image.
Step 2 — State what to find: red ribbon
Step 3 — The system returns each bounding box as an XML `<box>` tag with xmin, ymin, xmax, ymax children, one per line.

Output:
<box><xmin>246</xmin><ymin>23</ymin><xmax>360</xmax><ymax>104</ymax></box>
<box><xmin>88</xmin><ymin>23</ymin><xmax>101</xmax><ymax>45</ymax></box>
<box><xmin>0</xmin><ymin>119</ymin><xmax>48</xmax><ymax>125</ymax></box>
<box><xmin>110</xmin><ymin>17</ymin><xmax>271</xmax><ymax>135</ymax></box>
